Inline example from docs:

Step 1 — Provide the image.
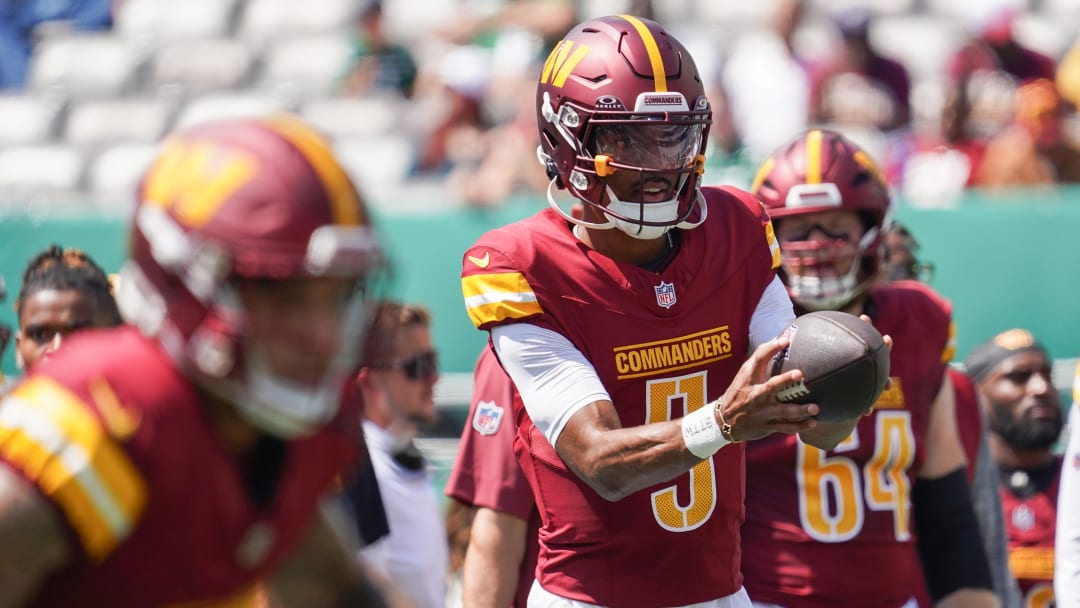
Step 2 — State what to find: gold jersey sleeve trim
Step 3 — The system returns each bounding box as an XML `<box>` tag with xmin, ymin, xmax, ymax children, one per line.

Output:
<box><xmin>941</xmin><ymin>321</ymin><xmax>957</xmax><ymax>364</ymax></box>
<box><xmin>462</xmin><ymin>272</ymin><xmax>543</xmax><ymax>328</ymax></box>
<box><xmin>0</xmin><ymin>377</ymin><xmax>148</xmax><ymax>561</ymax></box>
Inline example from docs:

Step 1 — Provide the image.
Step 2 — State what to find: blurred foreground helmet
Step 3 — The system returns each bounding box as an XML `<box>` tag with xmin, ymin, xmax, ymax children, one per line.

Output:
<box><xmin>536</xmin><ymin>15</ymin><xmax>712</xmax><ymax>239</ymax></box>
<box><xmin>751</xmin><ymin>129</ymin><xmax>889</xmax><ymax>310</ymax></box>
<box><xmin>118</xmin><ymin>114</ymin><xmax>384</xmax><ymax>438</ymax></box>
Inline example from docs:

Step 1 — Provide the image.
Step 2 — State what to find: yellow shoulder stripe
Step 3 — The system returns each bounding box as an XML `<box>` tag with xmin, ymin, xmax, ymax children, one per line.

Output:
<box><xmin>941</xmin><ymin>321</ymin><xmax>957</xmax><ymax>364</ymax></box>
<box><xmin>764</xmin><ymin>220</ymin><xmax>781</xmax><ymax>269</ymax></box>
<box><xmin>462</xmin><ymin>272</ymin><xmax>543</xmax><ymax>328</ymax></box>
<box><xmin>0</xmin><ymin>377</ymin><xmax>147</xmax><ymax>561</ymax></box>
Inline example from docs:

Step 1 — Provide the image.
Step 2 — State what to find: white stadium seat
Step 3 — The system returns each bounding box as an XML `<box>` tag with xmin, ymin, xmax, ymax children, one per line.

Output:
<box><xmin>28</xmin><ymin>34</ymin><xmax>144</xmax><ymax>96</ymax></box>
<box><xmin>87</xmin><ymin>143</ymin><xmax>161</xmax><ymax>203</ymax></box>
<box><xmin>174</xmin><ymin>92</ymin><xmax>290</xmax><ymax>130</ymax></box>
<box><xmin>257</xmin><ymin>33</ymin><xmax>354</xmax><ymax>98</ymax></box>
<box><xmin>300</xmin><ymin>94</ymin><xmax>404</xmax><ymax>139</ymax></box>
<box><xmin>0</xmin><ymin>145</ymin><xmax>84</xmax><ymax>191</ymax></box>
<box><xmin>333</xmin><ymin>134</ymin><xmax>415</xmax><ymax>201</ymax></box>
<box><xmin>65</xmin><ymin>98</ymin><xmax>174</xmax><ymax>145</ymax></box>
<box><xmin>0</xmin><ymin>95</ymin><xmax>63</xmax><ymax>145</ymax></box>
<box><xmin>115</xmin><ymin>0</ymin><xmax>240</xmax><ymax>40</ymax></box>
<box><xmin>239</xmin><ymin>0</ymin><xmax>358</xmax><ymax>42</ymax></box>
<box><xmin>151</xmin><ymin>38</ymin><xmax>254</xmax><ymax>93</ymax></box>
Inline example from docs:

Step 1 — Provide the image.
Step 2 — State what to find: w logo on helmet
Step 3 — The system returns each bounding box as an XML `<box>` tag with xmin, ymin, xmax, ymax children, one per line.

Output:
<box><xmin>540</xmin><ymin>40</ymin><xmax>591</xmax><ymax>88</ymax></box>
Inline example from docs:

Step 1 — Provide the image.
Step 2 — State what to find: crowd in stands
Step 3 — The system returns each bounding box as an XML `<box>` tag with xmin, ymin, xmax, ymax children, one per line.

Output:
<box><xmin>0</xmin><ymin>0</ymin><xmax>1078</xmax><ymax>212</ymax></box>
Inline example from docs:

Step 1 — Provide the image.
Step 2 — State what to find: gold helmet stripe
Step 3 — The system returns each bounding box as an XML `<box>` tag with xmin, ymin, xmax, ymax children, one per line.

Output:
<box><xmin>805</xmin><ymin>129</ymin><xmax>824</xmax><ymax>184</ymax></box>
<box><xmin>619</xmin><ymin>15</ymin><xmax>667</xmax><ymax>92</ymax></box>
<box><xmin>261</xmin><ymin>113</ymin><xmax>365</xmax><ymax>227</ymax></box>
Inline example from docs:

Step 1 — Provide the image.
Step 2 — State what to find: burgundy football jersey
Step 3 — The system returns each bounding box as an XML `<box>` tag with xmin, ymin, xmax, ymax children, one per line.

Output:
<box><xmin>461</xmin><ymin>186</ymin><xmax>782</xmax><ymax>607</ymax></box>
<box><xmin>445</xmin><ymin>345</ymin><xmax>539</xmax><ymax>608</ymax></box>
<box><xmin>1001</xmin><ymin>457</ymin><xmax>1061</xmax><ymax>607</ymax></box>
<box><xmin>0</xmin><ymin>326</ymin><xmax>361</xmax><ymax>607</ymax></box>
<box><xmin>742</xmin><ymin>282</ymin><xmax>954</xmax><ymax>608</ymax></box>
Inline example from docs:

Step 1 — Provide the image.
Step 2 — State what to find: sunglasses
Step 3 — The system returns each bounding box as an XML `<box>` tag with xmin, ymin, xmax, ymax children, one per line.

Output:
<box><xmin>377</xmin><ymin>350</ymin><xmax>438</xmax><ymax>381</ymax></box>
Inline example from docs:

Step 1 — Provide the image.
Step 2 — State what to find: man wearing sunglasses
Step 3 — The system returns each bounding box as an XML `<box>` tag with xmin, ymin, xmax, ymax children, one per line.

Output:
<box><xmin>354</xmin><ymin>301</ymin><xmax>448</xmax><ymax>608</ymax></box>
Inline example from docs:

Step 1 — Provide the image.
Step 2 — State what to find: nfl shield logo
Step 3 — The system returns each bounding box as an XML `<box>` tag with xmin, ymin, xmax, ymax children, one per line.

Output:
<box><xmin>472</xmin><ymin>401</ymin><xmax>504</xmax><ymax>436</ymax></box>
<box><xmin>654</xmin><ymin>281</ymin><xmax>677</xmax><ymax>309</ymax></box>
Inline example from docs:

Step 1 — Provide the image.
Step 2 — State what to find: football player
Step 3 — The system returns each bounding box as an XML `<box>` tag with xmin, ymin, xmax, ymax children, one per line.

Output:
<box><xmin>460</xmin><ymin>15</ymin><xmax>877</xmax><ymax>607</ymax></box>
<box><xmin>12</xmin><ymin>245</ymin><xmax>121</xmax><ymax>373</ymax></box>
<box><xmin>966</xmin><ymin>329</ymin><xmax>1064</xmax><ymax>608</ymax></box>
<box><xmin>0</xmin><ymin>115</ymin><xmax>396</xmax><ymax>606</ymax></box>
<box><xmin>742</xmin><ymin>129</ymin><xmax>996</xmax><ymax>607</ymax></box>
<box><xmin>444</xmin><ymin>345</ymin><xmax>539</xmax><ymax>608</ymax></box>
<box><xmin>881</xmin><ymin>222</ymin><xmax>1021</xmax><ymax>608</ymax></box>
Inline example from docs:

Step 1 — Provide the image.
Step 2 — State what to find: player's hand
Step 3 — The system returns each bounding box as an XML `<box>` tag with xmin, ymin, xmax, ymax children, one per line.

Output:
<box><xmin>859</xmin><ymin>313</ymin><xmax>893</xmax><ymax>414</ymax></box>
<box><xmin>717</xmin><ymin>336</ymin><xmax>819</xmax><ymax>442</ymax></box>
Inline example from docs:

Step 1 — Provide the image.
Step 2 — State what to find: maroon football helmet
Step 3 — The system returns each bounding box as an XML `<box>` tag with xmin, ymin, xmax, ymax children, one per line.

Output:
<box><xmin>118</xmin><ymin>114</ymin><xmax>384</xmax><ymax>438</ymax></box>
<box><xmin>751</xmin><ymin>129</ymin><xmax>890</xmax><ymax>310</ymax></box>
<box><xmin>536</xmin><ymin>15</ymin><xmax>712</xmax><ymax>239</ymax></box>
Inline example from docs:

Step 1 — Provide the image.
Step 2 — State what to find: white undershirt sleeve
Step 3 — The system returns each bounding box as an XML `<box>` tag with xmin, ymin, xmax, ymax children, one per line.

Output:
<box><xmin>490</xmin><ymin>323</ymin><xmax>611</xmax><ymax>448</ymax></box>
<box><xmin>748</xmin><ymin>275</ymin><xmax>796</xmax><ymax>352</ymax></box>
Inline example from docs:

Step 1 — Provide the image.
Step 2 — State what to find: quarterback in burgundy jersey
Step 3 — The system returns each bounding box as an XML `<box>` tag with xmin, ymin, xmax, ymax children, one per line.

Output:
<box><xmin>966</xmin><ymin>329</ymin><xmax>1065</xmax><ymax>608</ymax></box>
<box><xmin>445</xmin><ymin>346</ymin><xmax>539</xmax><ymax>608</ymax></box>
<box><xmin>742</xmin><ymin>129</ymin><xmax>996</xmax><ymax>608</ymax></box>
<box><xmin>0</xmin><ymin>116</ymin><xmax>389</xmax><ymax>606</ymax></box>
<box><xmin>460</xmin><ymin>15</ymin><xmax>864</xmax><ymax>608</ymax></box>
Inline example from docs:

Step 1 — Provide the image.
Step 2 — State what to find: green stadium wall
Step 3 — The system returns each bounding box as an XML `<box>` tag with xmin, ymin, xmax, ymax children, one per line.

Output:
<box><xmin>2</xmin><ymin>189</ymin><xmax>1078</xmax><ymax>395</ymax></box>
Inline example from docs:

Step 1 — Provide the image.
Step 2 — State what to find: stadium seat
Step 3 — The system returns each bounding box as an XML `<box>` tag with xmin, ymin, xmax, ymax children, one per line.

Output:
<box><xmin>28</xmin><ymin>34</ymin><xmax>144</xmax><ymax>96</ymax></box>
<box><xmin>0</xmin><ymin>145</ymin><xmax>84</xmax><ymax>192</ymax></box>
<box><xmin>87</xmin><ymin>143</ymin><xmax>160</xmax><ymax>204</ymax></box>
<box><xmin>174</xmin><ymin>92</ymin><xmax>290</xmax><ymax>130</ymax></box>
<box><xmin>256</xmin><ymin>33</ymin><xmax>354</xmax><ymax>99</ymax></box>
<box><xmin>0</xmin><ymin>95</ymin><xmax>64</xmax><ymax>145</ymax></box>
<box><xmin>1042</xmin><ymin>0</ymin><xmax>1080</xmax><ymax>15</ymax></box>
<box><xmin>238</xmin><ymin>0</ymin><xmax>358</xmax><ymax>42</ymax></box>
<box><xmin>333</xmin><ymin>134</ymin><xmax>415</xmax><ymax>201</ymax></box>
<box><xmin>115</xmin><ymin>0</ymin><xmax>240</xmax><ymax>40</ymax></box>
<box><xmin>925</xmin><ymin>0</ymin><xmax>1029</xmax><ymax>23</ymax></box>
<box><xmin>65</xmin><ymin>98</ymin><xmax>174</xmax><ymax>145</ymax></box>
<box><xmin>299</xmin><ymin>94</ymin><xmax>403</xmax><ymax>139</ymax></box>
<box><xmin>151</xmin><ymin>38</ymin><xmax>254</xmax><ymax>94</ymax></box>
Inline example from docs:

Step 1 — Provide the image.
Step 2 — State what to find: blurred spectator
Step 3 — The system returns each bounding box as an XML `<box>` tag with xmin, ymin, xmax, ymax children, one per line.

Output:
<box><xmin>962</xmin><ymin>8</ymin><xmax>1055</xmax><ymax>85</ymax></box>
<box><xmin>438</xmin><ymin>0</ymin><xmax>577</xmax><ymax>52</ymax></box>
<box><xmin>444</xmin><ymin>69</ymin><xmax>549</xmax><ymax>207</ymax></box>
<box><xmin>810</xmin><ymin>7</ymin><xmax>911</xmax><ymax>132</ymax></box>
<box><xmin>0</xmin><ymin>0</ymin><xmax>114</xmax><ymax>88</ymax></box>
<box><xmin>973</xmin><ymin>79</ymin><xmax>1080</xmax><ymax>188</ymax></box>
<box><xmin>719</xmin><ymin>0</ymin><xmax>813</xmax><ymax>160</ymax></box>
<box><xmin>1056</xmin><ymin>37</ymin><xmax>1080</xmax><ymax>111</ymax></box>
<box><xmin>339</xmin><ymin>1</ymin><xmax>418</xmax><ymax>99</ymax></box>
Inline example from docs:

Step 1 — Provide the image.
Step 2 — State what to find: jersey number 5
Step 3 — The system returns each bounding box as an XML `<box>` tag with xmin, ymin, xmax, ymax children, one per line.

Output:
<box><xmin>797</xmin><ymin>411</ymin><xmax>915</xmax><ymax>542</ymax></box>
<box><xmin>645</xmin><ymin>371</ymin><xmax>716</xmax><ymax>532</ymax></box>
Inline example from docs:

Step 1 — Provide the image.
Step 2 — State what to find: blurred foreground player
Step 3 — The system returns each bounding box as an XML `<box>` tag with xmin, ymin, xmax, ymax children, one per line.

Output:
<box><xmin>0</xmin><ymin>115</ymin><xmax>396</xmax><ymax>607</ymax></box>
<box><xmin>742</xmin><ymin>129</ymin><xmax>996</xmax><ymax>608</ymax></box>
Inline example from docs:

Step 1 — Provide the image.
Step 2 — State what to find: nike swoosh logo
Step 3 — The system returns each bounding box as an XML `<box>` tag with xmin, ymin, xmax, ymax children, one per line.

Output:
<box><xmin>468</xmin><ymin>252</ymin><xmax>491</xmax><ymax>268</ymax></box>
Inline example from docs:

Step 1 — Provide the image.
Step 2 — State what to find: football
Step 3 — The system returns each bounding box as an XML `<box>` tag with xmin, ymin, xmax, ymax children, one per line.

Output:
<box><xmin>769</xmin><ymin>311</ymin><xmax>890</xmax><ymax>422</ymax></box>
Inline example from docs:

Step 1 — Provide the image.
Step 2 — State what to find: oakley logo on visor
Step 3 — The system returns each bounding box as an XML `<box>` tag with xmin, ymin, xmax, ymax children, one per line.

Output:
<box><xmin>785</xmin><ymin>183</ymin><xmax>843</xmax><ymax>208</ymax></box>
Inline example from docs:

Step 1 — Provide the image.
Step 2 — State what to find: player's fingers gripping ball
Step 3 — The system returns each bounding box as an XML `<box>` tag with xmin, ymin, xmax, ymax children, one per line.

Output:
<box><xmin>769</xmin><ymin>311</ymin><xmax>890</xmax><ymax>422</ymax></box>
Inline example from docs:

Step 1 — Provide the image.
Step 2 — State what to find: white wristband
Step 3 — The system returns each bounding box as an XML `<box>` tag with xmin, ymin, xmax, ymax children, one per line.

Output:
<box><xmin>681</xmin><ymin>401</ymin><xmax>731</xmax><ymax>459</ymax></box>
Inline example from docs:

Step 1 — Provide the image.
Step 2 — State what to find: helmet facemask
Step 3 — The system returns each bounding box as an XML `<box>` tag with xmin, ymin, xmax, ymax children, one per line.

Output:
<box><xmin>540</xmin><ymin>93</ymin><xmax>711</xmax><ymax>240</ymax></box>
<box><xmin>120</xmin><ymin>205</ymin><xmax>386</xmax><ymax>439</ymax></box>
<box><xmin>776</xmin><ymin>219</ymin><xmax>879</xmax><ymax>311</ymax></box>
